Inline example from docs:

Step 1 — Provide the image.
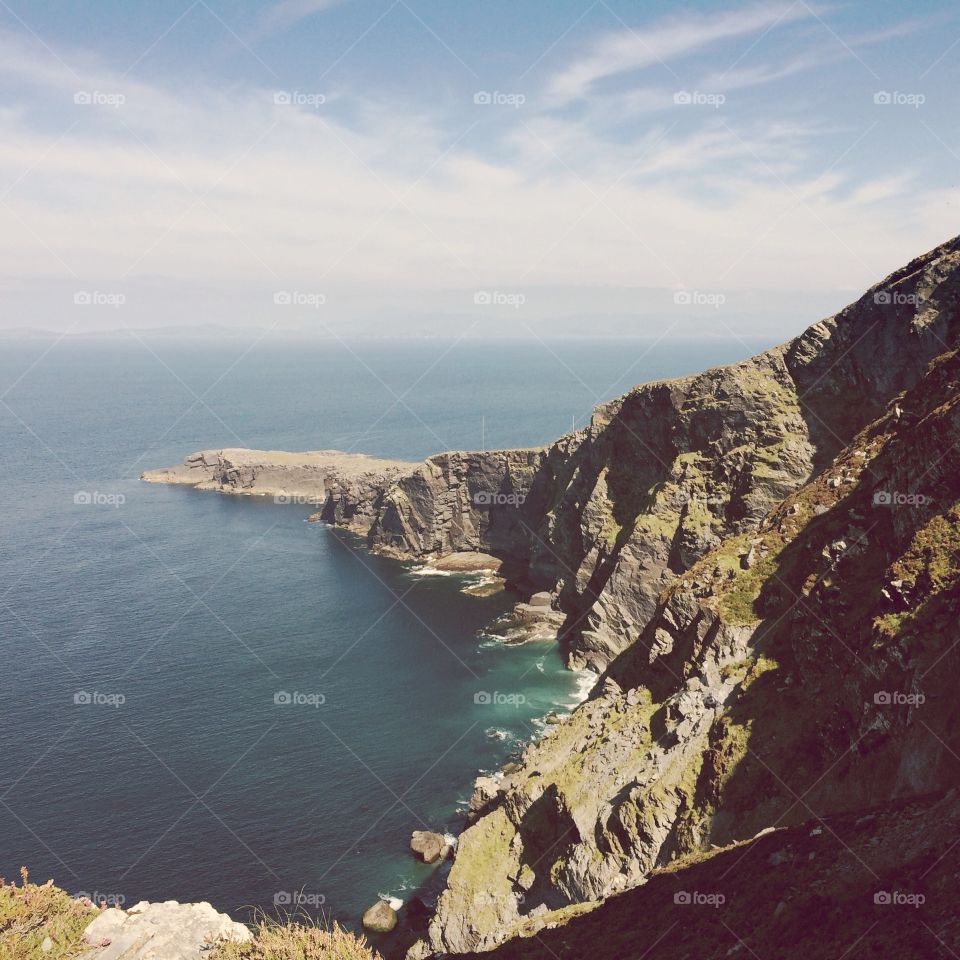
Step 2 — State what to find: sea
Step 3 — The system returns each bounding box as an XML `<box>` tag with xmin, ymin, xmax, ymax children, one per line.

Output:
<box><xmin>0</xmin><ymin>335</ymin><xmax>771</xmax><ymax>925</ymax></box>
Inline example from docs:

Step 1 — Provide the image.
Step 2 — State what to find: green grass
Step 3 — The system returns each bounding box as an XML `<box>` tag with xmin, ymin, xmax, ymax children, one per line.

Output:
<box><xmin>873</xmin><ymin>502</ymin><xmax>960</xmax><ymax>638</ymax></box>
<box><xmin>206</xmin><ymin>919</ymin><xmax>379</xmax><ymax>960</ymax></box>
<box><xmin>0</xmin><ymin>868</ymin><xmax>98</xmax><ymax>960</ymax></box>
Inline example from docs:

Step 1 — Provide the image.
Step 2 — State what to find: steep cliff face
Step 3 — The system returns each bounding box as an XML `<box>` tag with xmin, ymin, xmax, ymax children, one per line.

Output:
<box><xmin>461</xmin><ymin>790</ymin><xmax>960</xmax><ymax>960</ymax></box>
<box><xmin>332</xmin><ymin>236</ymin><xmax>960</xmax><ymax>675</ymax></box>
<box><xmin>362</xmin><ymin>449</ymin><xmax>551</xmax><ymax>573</ymax></box>
<box><xmin>419</xmin><ymin>340</ymin><xmax>960</xmax><ymax>956</ymax></box>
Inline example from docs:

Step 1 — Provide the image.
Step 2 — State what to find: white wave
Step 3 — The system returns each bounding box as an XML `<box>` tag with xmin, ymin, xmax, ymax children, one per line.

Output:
<box><xmin>564</xmin><ymin>670</ymin><xmax>595</xmax><ymax>707</ymax></box>
<box><xmin>408</xmin><ymin>565</ymin><xmax>456</xmax><ymax>577</ymax></box>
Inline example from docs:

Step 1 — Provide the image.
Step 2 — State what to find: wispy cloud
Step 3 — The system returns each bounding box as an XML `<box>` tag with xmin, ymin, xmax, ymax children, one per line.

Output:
<box><xmin>547</xmin><ymin>2</ymin><xmax>817</xmax><ymax>102</ymax></box>
<box><xmin>255</xmin><ymin>0</ymin><xmax>350</xmax><ymax>38</ymax></box>
<box><xmin>0</xmin><ymin>6</ymin><xmax>954</xmax><ymax>334</ymax></box>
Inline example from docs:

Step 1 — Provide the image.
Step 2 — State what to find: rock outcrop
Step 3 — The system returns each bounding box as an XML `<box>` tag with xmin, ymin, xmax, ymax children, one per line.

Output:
<box><xmin>362</xmin><ymin>900</ymin><xmax>398</xmax><ymax>934</ymax></box>
<box><xmin>141</xmin><ymin>449</ymin><xmax>413</xmax><ymax>535</ymax></box>
<box><xmin>82</xmin><ymin>900</ymin><xmax>251</xmax><ymax>959</ymax></box>
<box><xmin>459</xmin><ymin>790</ymin><xmax>960</xmax><ymax>960</ymax></box>
<box><xmin>410</xmin><ymin>831</ymin><xmax>451</xmax><ymax>864</ymax></box>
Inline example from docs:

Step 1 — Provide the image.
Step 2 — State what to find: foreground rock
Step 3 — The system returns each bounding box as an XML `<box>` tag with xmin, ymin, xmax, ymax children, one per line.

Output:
<box><xmin>362</xmin><ymin>900</ymin><xmax>398</xmax><ymax>934</ymax></box>
<box><xmin>82</xmin><ymin>900</ymin><xmax>250</xmax><ymax>959</ymax></box>
<box><xmin>410</xmin><ymin>830</ymin><xmax>451</xmax><ymax>863</ymax></box>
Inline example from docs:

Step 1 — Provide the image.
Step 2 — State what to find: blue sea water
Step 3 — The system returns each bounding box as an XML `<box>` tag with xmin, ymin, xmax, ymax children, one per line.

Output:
<box><xmin>0</xmin><ymin>336</ymin><xmax>770</xmax><ymax>924</ymax></box>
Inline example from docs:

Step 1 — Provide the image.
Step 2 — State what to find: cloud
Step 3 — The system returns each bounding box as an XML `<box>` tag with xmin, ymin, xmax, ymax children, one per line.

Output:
<box><xmin>259</xmin><ymin>0</ymin><xmax>350</xmax><ymax>33</ymax></box>
<box><xmin>0</xmin><ymin>19</ymin><xmax>954</xmax><ymax>335</ymax></box>
<box><xmin>547</xmin><ymin>2</ymin><xmax>817</xmax><ymax>103</ymax></box>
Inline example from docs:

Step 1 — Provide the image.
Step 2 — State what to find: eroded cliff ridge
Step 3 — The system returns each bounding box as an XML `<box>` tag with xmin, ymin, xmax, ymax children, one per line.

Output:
<box><xmin>331</xmin><ymin>235</ymin><xmax>960</xmax><ymax>676</ymax></box>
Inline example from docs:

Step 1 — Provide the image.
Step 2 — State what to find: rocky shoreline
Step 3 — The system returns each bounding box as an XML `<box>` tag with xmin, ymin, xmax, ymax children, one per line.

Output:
<box><xmin>140</xmin><ymin>235</ymin><xmax>960</xmax><ymax>958</ymax></box>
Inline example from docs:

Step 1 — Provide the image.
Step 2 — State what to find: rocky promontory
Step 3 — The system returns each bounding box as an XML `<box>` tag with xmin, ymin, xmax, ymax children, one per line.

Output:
<box><xmin>141</xmin><ymin>448</ymin><xmax>414</xmax><ymax>536</ymax></box>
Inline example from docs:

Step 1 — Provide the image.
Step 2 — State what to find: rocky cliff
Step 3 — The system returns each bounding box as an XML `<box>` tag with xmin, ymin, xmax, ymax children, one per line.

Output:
<box><xmin>141</xmin><ymin>448</ymin><xmax>413</xmax><ymax>536</ymax></box>
<box><xmin>414</xmin><ymin>287</ymin><xmax>960</xmax><ymax>954</ymax></box>
<box><xmin>461</xmin><ymin>789</ymin><xmax>960</xmax><ymax>960</ymax></box>
<box><xmin>140</xmin><ymin>236</ymin><xmax>960</xmax><ymax>960</ymax></box>
<box><xmin>328</xmin><ymin>236</ymin><xmax>960</xmax><ymax>675</ymax></box>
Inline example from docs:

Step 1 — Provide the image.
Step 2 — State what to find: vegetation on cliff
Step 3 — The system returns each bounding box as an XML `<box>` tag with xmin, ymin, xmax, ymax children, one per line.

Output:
<box><xmin>208</xmin><ymin>919</ymin><xmax>379</xmax><ymax>960</ymax></box>
<box><xmin>0</xmin><ymin>868</ymin><xmax>96</xmax><ymax>960</ymax></box>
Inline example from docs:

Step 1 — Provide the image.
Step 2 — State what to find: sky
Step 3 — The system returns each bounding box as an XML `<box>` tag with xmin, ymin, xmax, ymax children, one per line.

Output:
<box><xmin>0</xmin><ymin>0</ymin><xmax>958</xmax><ymax>339</ymax></box>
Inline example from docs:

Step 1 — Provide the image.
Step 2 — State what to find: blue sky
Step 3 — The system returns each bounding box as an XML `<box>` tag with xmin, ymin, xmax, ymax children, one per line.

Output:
<box><xmin>1</xmin><ymin>0</ymin><xmax>958</xmax><ymax>338</ymax></box>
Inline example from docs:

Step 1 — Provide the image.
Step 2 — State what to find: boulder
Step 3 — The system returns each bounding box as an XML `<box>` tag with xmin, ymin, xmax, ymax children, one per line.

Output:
<box><xmin>82</xmin><ymin>901</ymin><xmax>251</xmax><ymax>959</ymax></box>
<box><xmin>410</xmin><ymin>830</ymin><xmax>450</xmax><ymax>863</ymax></box>
<box><xmin>362</xmin><ymin>899</ymin><xmax>398</xmax><ymax>934</ymax></box>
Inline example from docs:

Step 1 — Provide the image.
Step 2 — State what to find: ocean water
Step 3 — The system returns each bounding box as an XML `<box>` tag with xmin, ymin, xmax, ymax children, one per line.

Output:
<box><xmin>0</xmin><ymin>336</ymin><xmax>770</xmax><ymax>924</ymax></box>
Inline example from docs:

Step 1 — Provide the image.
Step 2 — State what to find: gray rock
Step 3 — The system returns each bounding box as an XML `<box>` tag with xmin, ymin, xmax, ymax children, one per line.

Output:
<box><xmin>82</xmin><ymin>901</ymin><xmax>250</xmax><ymax>960</ymax></box>
<box><xmin>410</xmin><ymin>830</ymin><xmax>450</xmax><ymax>863</ymax></box>
<box><xmin>362</xmin><ymin>899</ymin><xmax>398</xmax><ymax>934</ymax></box>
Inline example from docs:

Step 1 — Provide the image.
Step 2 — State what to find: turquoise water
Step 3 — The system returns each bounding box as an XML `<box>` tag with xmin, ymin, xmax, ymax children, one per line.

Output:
<box><xmin>0</xmin><ymin>336</ymin><xmax>770</xmax><ymax>923</ymax></box>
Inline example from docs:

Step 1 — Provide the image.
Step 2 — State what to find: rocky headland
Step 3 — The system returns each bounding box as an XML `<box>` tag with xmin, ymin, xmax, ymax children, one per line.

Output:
<box><xmin>136</xmin><ymin>235</ymin><xmax>960</xmax><ymax>959</ymax></box>
<box><xmin>141</xmin><ymin>448</ymin><xmax>414</xmax><ymax>535</ymax></box>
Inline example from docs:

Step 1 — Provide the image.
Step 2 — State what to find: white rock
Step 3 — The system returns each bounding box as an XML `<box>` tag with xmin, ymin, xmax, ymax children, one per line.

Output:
<box><xmin>82</xmin><ymin>900</ymin><xmax>251</xmax><ymax>960</ymax></box>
